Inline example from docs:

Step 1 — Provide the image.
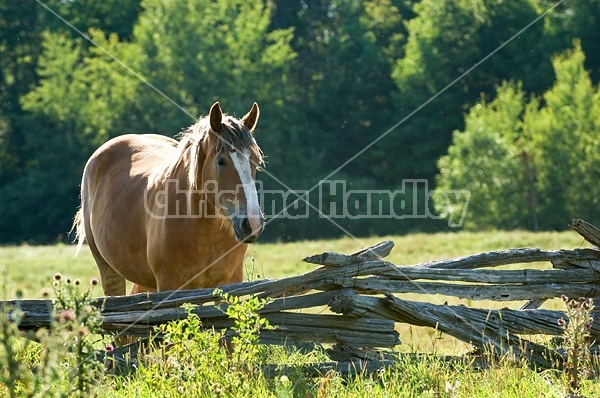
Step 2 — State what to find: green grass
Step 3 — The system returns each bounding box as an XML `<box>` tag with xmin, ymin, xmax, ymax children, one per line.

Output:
<box><xmin>250</xmin><ymin>229</ymin><xmax>591</xmax><ymax>278</ymax></box>
<box><xmin>1</xmin><ymin>230</ymin><xmax>598</xmax><ymax>397</ymax></box>
<box><xmin>0</xmin><ymin>243</ymin><xmax>96</xmax><ymax>300</ymax></box>
<box><xmin>1</xmin><ymin>229</ymin><xmax>590</xmax><ymax>298</ymax></box>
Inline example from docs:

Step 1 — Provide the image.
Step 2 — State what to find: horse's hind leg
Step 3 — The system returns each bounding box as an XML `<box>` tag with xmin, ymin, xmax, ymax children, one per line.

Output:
<box><xmin>97</xmin><ymin>263</ymin><xmax>127</xmax><ymax>297</ymax></box>
<box><xmin>86</xmin><ymin>236</ymin><xmax>133</xmax><ymax>346</ymax></box>
<box><xmin>89</xmin><ymin>245</ymin><xmax>126</xmax><ymax>297</ymax></box>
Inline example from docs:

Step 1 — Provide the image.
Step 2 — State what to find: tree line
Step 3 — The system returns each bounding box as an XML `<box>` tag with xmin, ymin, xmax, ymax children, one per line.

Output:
<box><xmin>0</xmin><ymin>0</ymin><xmax>599</xmax><ymax>243</ymax></box>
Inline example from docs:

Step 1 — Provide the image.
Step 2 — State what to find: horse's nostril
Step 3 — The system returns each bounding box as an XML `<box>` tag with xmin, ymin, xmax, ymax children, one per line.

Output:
<box><xmin>241</xmin><ymin>218</ymin><xmax>251</xmax><ymax>233</ymax></box>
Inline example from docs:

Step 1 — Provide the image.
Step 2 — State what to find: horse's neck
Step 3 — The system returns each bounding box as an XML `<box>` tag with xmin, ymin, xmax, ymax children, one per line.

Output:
<box><xmin>162</xmin><ymin>141</ymin><xmax>219</xmax><ymax>221</ymax></box>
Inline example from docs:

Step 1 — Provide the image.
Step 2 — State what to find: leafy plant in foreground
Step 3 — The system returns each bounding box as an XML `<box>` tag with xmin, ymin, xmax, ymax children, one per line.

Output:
<box><xmin>51</xmin><ymin>274</ymin><xmax>105</xmax><ymax>397</ymax></box>
<box><xmin>216</xmin><ymin>290</ymin><xmax>274</xmax><ymax>373</ymax></box>
<box><xmin>558</xmin><ymin>296</ymin><xmax>595</xmax><ymax>396</ymax></box>
<box><xmin>0</xmin><ymin>298</ymin><xmax>34</xmax><ymax>397</ymax></box>
<box><xmin>146</xmin><ymin>293</ymin><xmax>273</xmax><ymax>396</ymax></box>
<box><xmin>0</xmin><ymin>274</ymin><xmax>105</xmax><ymax>397</ymax></box>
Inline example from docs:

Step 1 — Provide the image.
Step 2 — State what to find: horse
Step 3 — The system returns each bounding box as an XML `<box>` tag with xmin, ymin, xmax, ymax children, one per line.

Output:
<box><xmin>72</xmin><ymin>102</ymin><xmax>265</xmax><ymax>297</ymax></box>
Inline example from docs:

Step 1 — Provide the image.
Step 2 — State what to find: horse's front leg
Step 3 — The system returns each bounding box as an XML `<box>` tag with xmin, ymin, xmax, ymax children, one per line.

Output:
<box><xmin>130</xmin><ymin>284</ymin><xmax>157</xmax><ymax>295</ymax></box>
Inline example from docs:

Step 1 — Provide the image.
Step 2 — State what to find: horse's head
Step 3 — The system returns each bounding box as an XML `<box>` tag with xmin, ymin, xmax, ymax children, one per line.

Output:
<box><xmin>200</xmin><ymin>102</ymin><xmax>265</xmax><ymax>243</ymax></box>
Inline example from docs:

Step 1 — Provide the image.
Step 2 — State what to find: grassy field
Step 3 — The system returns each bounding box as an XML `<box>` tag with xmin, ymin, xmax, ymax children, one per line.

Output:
<box><xmin>0</xmin><ymin>230</ymin><xmax>599</xmax><ymax>397</ymax></box>
<box><xmin>1</xmin><ymin>229</ymin><xmax>591</xmax><ymax>299</ymax></box>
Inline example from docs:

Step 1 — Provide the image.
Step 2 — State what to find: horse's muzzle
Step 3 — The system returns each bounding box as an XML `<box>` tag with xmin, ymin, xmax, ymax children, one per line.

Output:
<box><xmin>231</xmin><ymin>214</ymin><xmax>264</xmax><ymax>243</ymax></box>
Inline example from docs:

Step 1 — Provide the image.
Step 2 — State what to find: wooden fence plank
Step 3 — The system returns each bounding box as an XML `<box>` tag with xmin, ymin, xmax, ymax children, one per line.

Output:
<box><xmin>317</xmin><ymin>278</ymin><xmax>600</xmax><ymax>301</ymax></box>
<box><xmin>571</xmin><ymin>218</ymin><xmax>600</xmax><ymax>247</ymax></box>
<box><xmin>382</xmin><ymin>295</ymin><xmax>556</xmax><ymax>368</ymax></box>
<box><xmin>414</xmin><ymin>248</ymin><xmax>600</xmax><ymax>270</ymax></box>
<box><xmin>377</xmin><ymin>267</ymin><xmax>597</xmax><ymax>284</ymax></box>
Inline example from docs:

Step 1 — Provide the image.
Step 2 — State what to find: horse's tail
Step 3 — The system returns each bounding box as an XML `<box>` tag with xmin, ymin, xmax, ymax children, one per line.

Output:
<box><xmin>71</xmin><ymin>207</ymin><xmax>86</xmax><ymax>256</ymax></box>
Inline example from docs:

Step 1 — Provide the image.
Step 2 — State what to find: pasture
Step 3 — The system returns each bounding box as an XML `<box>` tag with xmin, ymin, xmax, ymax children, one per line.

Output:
<box><xmin>1</xmin><ymin>230</ymin><xmax>599</xmax><ymax>397</ymax></box>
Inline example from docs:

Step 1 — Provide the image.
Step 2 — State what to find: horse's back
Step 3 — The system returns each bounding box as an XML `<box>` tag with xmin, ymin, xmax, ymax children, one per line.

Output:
<box><xmin>83</xmin><ymin>134</ymin><xmax>176</xmax><ymax>209</ymax></box>
<box><xmin>85</xmin><ymin>134</ymin><xmax>176</xmax><ymax>174</ymax></box>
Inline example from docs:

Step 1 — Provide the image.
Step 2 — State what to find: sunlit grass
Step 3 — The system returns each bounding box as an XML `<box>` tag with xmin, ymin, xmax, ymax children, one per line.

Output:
<box><xmin>1</xmin><ymin>229</ymin><xmax>590</xmax><ymax>299</ymax></box>
<box><xmin>250</xmin><ymin>229</ymin><xmax>590</xmax><ymax>279</ymax></box>
<box><xmin>0</xmin><ymin>243</ymin><xmax>95</xmax><ymax>299</ymax></box>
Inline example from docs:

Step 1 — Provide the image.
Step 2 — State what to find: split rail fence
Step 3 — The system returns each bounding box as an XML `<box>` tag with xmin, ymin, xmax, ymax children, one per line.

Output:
<box><xmin>3</xmin><ymin>219</ymin><xmax>600</xmax><ymax>372</ymax></box>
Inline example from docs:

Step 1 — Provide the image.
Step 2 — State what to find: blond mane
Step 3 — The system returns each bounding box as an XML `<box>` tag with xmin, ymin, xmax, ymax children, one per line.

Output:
<box><xmin>163</xmin><ymin>114</ymin><xmax>264</xmax><ymax>189</ymax></box>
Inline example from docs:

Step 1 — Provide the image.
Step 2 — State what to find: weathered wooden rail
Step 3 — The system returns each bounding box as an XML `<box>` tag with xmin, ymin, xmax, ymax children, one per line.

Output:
<box><xmin>3</xmin><ymin>219</ymin><xmax>600</xmax><ymax>371</ymax></box>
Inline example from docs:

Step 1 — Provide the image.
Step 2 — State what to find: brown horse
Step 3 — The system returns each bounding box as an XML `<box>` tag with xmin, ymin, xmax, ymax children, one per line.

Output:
<box><xmin>73</xmin><ymin>102</ymin><xmax>265</xmax><ymax>296</ymax></box>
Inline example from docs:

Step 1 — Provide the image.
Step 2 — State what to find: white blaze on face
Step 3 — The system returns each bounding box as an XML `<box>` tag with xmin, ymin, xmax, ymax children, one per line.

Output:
<box><xmin>230</xmin><ymin>149</ymin><xmax>262</xmax><ymax>235</ymax></box>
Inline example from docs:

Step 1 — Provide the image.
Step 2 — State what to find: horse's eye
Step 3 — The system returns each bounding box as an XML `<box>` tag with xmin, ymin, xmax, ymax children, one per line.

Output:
<box><xmin>216</xmin><ymin>157</ymin><xmax>226</xmax><ymax>167</ymax></box>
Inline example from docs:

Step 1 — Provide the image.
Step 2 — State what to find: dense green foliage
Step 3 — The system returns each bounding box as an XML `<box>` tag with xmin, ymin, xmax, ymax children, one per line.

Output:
<box><xmin>436</xmin><ymin>42</ymin><xmax>600</xmax><ymax>230</ymax></box>
<box><xmin>1</xmin><ymin>0</ymin><xmax>599</xmax><ymax>243</ymax></box>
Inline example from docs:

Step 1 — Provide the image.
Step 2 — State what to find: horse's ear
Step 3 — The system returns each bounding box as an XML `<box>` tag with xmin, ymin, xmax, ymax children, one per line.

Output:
<box><xmin>209</xmin><ymin>102</ymin><xmax>222</xmax><ymax>133</ymax></box>
<box><xmin>242</xmin><ymin>102</ymin><xmax>260</xmax><ymax>132</ymax></box>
